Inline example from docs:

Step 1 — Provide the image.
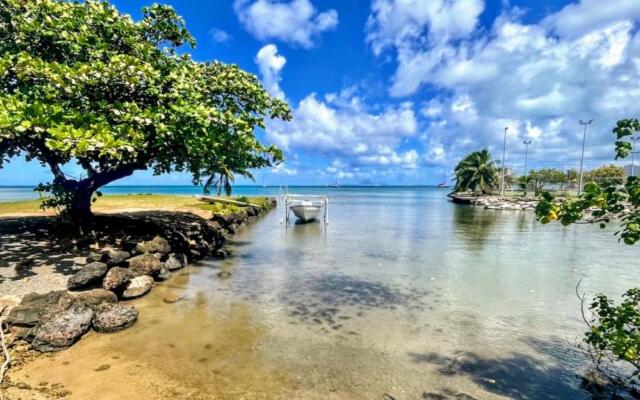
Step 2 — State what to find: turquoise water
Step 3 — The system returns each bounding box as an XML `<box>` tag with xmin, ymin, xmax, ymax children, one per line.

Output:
<box><xmin>4</xmin><ymin>185</ymin><xmax>638</xmax><ymax>398</ymax></box>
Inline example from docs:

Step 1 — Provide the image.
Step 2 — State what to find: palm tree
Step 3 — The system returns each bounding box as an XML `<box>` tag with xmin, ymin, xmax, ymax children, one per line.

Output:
<box><xmin>454</xmin><ymin>149</ymin><xmax>499</xmax><ymax>194</ymax></box>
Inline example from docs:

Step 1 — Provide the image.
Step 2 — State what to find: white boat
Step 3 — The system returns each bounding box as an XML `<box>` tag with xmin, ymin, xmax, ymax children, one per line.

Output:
<box><xmin>290</xmin><ymin>200</ymin><xmax>323</xmax><ymax>222</ymax></box>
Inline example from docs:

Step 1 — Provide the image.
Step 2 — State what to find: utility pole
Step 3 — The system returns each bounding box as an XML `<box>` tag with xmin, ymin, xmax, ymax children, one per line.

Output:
<box><xmin>578</xmin><ymin>120</ymin><xmax>593</xmax><ymax>196</ymax></box>
<box><xmin>631</xmin><ymin>135</ymin><xmax>640</xmax><ymax>177</ymax></box>
<box><xmin>501</xmin><ymin>126</ymin><xmax>508</xmax><ymax>198</ymax></box>
<box><xmin>523</xmin><ymin>140</ymin><xmax>532</xmax><ymax>177</ymax></box>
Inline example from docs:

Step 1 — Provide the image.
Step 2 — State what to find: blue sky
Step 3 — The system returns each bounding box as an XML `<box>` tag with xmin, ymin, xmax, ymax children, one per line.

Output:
<box><xmin>2</xmin><ymin>0</ymin><xmax>640</xmax><ymax>186</ymax></box>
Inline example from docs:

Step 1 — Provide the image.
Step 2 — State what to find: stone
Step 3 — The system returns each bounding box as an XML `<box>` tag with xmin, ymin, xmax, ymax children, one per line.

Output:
<box><xmin>104</xmin><ymin>250</ymin><xmax>131</xmax><ymax>267</ymax></box>
<box><xmin>31</xmin><ymin>306</ymin><xmax>93</xmax><ymax>352</ymax></box>
<box><xmin>73</xmin><ymin>289</ymin><xmax>117</xmax><ymax>308</ymax></box>
<box><xmin>128</xmin><ymin>254</ymin><xmax>162</xmax><ymax>276</ymax></box>
<box><xmin>156</xmin><ymin>265</ymin><xmax>171</xmax><ymax>281</ymax></box>
<box><xmin>67</xmin><ymin>262</ymin><xmax>108</xmax><ymax>291</ymax></box>
<box><xmin>163</xmin><ymin>293</ymin><xmax>183</xmax><ymax>303</ymax></box>
<box><xmin>73</xmin><ymin>257</ymin><xmax>87</xmax><ymax>265</ymax></box>
<box><xmin>102</xmin><ymin>267</ymin><xmax>135</xmax><ymax>291</ymax></box>
<box><xmin>122</xmin><ymin>276</ymin><xmax>155</xmax><ymax>299</ymax></box>
<box><xmin>87</xmin><ymin>252</ymin><xmax>103</xmax><ymax>263</ymax></box>
<box><xmin>135</xmin><ymin>236</ymin><xmax>171</xmax><ymax>255</ymax></box>
<box><xmin>214</xmin><ymin>249</ymin><xmax>227</xmax><ymax>259</ymax></box>
<box><xmin>165</xmin><ymin>253</ymin><xmax>187</xmax><ymax>271</ymax></box>
<box><xmin>7</xmin><ymin>291</ymin><xmax>76</xmax><ymax>329</ymax></box>
<box><xmin>92</xmin><ymin>303</ymin><xmax>138</xmax><ymax>333</ymax></box>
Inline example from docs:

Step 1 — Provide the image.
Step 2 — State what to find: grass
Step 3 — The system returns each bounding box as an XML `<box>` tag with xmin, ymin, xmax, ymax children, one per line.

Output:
<box><xmin>0</xmin><ymin>194</ymin><xmax>273</xmax><ymax>218</ymax></box>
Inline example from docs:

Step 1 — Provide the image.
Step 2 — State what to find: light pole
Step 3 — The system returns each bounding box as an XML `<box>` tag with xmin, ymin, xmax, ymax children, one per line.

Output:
<box><xmin>631</xmin><ymin>135</ymin><xmax>640</xmax><ymax>177</ymax></box>
<box><xmin>578</xmin><ymin>119</ymin><xmax>593</xmax><ymax>195</ymax></box>
<box><xmin>523</xmin><ymin>140</ymin><xmax>532</xmax><ymax>177</ymax></box>
<box><xmin>500</xmin><ymin>126</ymin><xmax>508</xmax><ymax>198</ymax></box>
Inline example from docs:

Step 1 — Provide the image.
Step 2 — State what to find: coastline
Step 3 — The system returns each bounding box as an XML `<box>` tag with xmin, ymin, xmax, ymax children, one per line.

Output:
<box><xmin>0</xmin><ymin>195</ymin><xmax>276</xmax><ymax>395</ymax></box>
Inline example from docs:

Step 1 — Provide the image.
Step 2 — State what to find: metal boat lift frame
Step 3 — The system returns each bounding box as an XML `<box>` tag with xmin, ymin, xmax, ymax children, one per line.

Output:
<box><xmin>279</xmin><ymin>191</ymin><xmax>329</xmax><ymax>225</ymax></box>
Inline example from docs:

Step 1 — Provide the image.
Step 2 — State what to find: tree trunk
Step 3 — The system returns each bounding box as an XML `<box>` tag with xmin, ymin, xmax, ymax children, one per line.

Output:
<box><xmin>67</xmin><ymin>183</ymin><xmax>94</xmax><ymax>225</ymax></box>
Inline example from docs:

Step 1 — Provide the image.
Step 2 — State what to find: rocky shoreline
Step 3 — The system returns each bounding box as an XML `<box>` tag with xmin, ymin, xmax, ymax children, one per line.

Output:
<box><xmin>0</xmin><ymin>199</ymin><xmax>275</xmax><ymax>374</ymax></box>
<box><xmin>470</xmin><ymin>196</ymin><xmax>539</xmax><ymax>211</ymax></box>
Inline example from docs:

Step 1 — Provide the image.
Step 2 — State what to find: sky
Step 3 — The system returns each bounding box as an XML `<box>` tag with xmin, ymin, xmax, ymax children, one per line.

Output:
<box><xmin>2</xmin><ymin>0</ymin><xmax>640</xmax><ymax>186</ymax></box>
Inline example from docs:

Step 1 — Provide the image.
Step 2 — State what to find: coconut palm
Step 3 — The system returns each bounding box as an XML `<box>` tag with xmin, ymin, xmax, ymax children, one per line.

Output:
<box><xmin>454</xmin><ymin>149</ymin><xmax>499</xmax><ymax>194</ymax></box>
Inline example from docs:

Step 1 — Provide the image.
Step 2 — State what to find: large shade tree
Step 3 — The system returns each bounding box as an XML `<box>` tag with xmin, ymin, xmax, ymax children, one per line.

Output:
<box><xmin>453</xmin><ymin>149</ymin><xmax>499</xmax><ymax>194</ymax></box>
<box><xmin>0</xmin><ymin>0</ymin><xmax>291</xmax><ymax>224</ymax></box>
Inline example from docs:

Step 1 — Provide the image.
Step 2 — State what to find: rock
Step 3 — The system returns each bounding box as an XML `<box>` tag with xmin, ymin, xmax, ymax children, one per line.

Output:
<box><xmin>214</xmin><ymin>249</ymin><xmax>227</xmax><ymax>259</ymax></box>
<box><xmin>92</xmin><ymin>303</ymin><xmax>138</xmax><ymax>333</ymax></box>
<box><xmin>102</xmin><ymin>267</ymin><xmax>135</xmax><ymax>291</ymax></box>
<box><xmin>217</xmin><ymin>270</ymin><xmax>232</xmax><ymax>278</ymax></box>
<box><xmin>73</xmin><ymin>289</ymin><xmax>117</xmax><ymax>308</ymax></box>
<box><xmin>122</xmin><ymin>276</ymin><xmax>155</xmax><ymax>299</ymax></box>
<box><xmin>0</xmin><ymin>294</ymin><xmax>20</xmax><ymax>317</ymax></box>
<box><xmin>156</xmin><ymin>264</ymin><xmax>171</xmax><ymax>281</ymax></box>
<box><xmin>73</xmin><ymin>257</ymin><xmax>87</xmax><ymax>265</ymax></box>
<box><xmin>7</xmin><ymin>291</ymin><xmax>76</xmax><ymax>329</ymax></box>
<box><xmin>165</xmin><ymin>253</ymin><xmax>186</xmax><ymax>271</ymax></box>
<box><xmin>163</xmin><ymin>293</ymin><xmax>183</xmax><ymax>303</ymax></box>
<box><xmin>31</xmin><ymin>306</ymin><xmax>93</xmax><ymax>352</ymax></box>
<box><xmin>104</xmin><ymin>250</ymin><xmax>131</xmax><ymax>267</ymax></box>
<box><xmin>128</xmin><ymin>254</ymin><xmax>162</xmax><ymax>276</ymax></box>
<box><xmin>135</xmin><ymin>236</ymin><xmax>171</xmax><ymax>255</ymax></box>
<box><xmin>67</xmin><ymin>262</ymin><xmax>108</xmax><ymax>291</ymax></box>
<box><xmin>87</xmin><ymin>252</ymin><xmax>103</xmax><ymax>263</ymax></box>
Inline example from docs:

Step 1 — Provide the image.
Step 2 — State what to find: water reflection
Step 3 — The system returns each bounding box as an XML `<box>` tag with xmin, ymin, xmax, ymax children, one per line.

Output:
<box><xmin>451</xmin><ymin>205</ymin><xmax>498</xmax><ymax>250</ymax></box>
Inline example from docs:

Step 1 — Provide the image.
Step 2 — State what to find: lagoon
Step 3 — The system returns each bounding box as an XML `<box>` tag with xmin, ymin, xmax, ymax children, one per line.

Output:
<box><xmin>8</xmin><ymin>186</ymin><xmax>639</xmax><ymax>399</ymax></box>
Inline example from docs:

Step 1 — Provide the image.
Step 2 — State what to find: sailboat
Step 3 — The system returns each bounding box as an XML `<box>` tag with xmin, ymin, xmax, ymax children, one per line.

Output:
<box><xmin>437</xmin><ymin>168</ymin><xmax>451</xmax><ymax>189</ymax></box>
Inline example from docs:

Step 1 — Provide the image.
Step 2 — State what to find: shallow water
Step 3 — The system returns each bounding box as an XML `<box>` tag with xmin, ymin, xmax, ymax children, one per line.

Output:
<box><xmin>11</xmin><ymin>187</ymin><xmax>640</xmax><ymax>399</ymax></box>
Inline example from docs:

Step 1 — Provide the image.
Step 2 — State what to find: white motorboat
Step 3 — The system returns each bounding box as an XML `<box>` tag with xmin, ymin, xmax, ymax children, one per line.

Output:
<box><xmin>290</xmin><ymin>200</ymin><xmax>323</xmax><ymax>222</ymax></box>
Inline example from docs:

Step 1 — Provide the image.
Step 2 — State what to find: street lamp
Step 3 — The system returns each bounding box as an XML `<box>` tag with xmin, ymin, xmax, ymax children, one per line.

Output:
<box><xmin>578</xmin><ymin>119</ymin><xmax>593</xmax><ymax>195</ymax></box>
<box><xmin>523</xmin><ymin>140</ymin><xmax>532</xmax><ymax>177</ymax></box>
<box><xmin>500</xmin><ymin>126</ymin><xmax>508</xmax><ymax>198</ymax></box>
<box><xmin>631</xmin><ymin>135</ymin><xmax>640</xmax><ymax>177</ymax></box>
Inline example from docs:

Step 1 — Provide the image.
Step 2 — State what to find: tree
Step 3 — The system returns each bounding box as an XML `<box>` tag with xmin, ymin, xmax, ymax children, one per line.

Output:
<box><xmin>517</xmin><ymin>175</ymin><xmax>532</xmax><ymax>196</ymax></box>
<box><xmin>536</xmin><ymin>118</ymin><xmax>640</xmax><ymax>383</ymax></box>
<box><xmin>0</xmin><ymin>0</ymin><xmax>291</xmax><ymax>225</ymax></box>
<box><xmin>453</xmin><ymin>149</ymin><xmax>499</xmax><ymax>194</ymax></box>
<box><xmin>529</xmin><ymin>168</ymin><xmax>566</xmax><ymax>195</ymax></box>
<box><xmin>585</xmin><ymin>164</ymin><xmax>626</xmax><ymax>187</ymax></box>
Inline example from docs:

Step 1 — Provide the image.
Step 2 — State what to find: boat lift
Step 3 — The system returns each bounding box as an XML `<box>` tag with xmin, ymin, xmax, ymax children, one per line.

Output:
<box><xmin>279</xmin><ymin>190</ymin><xmax>329</xmax><ymax>225</ymax></box>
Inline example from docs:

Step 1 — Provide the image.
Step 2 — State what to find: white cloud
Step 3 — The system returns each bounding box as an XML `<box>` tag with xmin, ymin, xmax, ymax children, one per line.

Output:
<box><xmin>367</xmin><ymin>0</ymin><xmax>640</xmax><ymax>171</ymax></box>
<box><xmin>234</xmin><ymin>0</ymin><xmax>338</xmax><ymax>48</ymax></box>
<box><xmin>272</xmin><ymin>163</ymin><xmax>298</xmax><ymax>176</ymax></box>
<box><xmin>255</xmin><ymin>44</ymin><xmax>286</xmax><ymax>99</ymax></box>
<box><xmin>265</xmin><ymin>88</ymin><xmax>419</xmax><ymax>170</ymax></box>
<box><xmin>210</xmin><ymin>29</ymin><xmax>232</xmax><ymax>43</ymax></box>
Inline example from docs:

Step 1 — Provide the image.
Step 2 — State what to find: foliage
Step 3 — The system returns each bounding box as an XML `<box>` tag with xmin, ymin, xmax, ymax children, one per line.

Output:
<box><xmin>585</xmin><ymin>164</ymin><xmax>626</xmax><ymax>187</ymax></box>
<box><xmin>0</xmin><ymin>0</ymin><xmax>291</xmax><ymax>223</ymax></box>
<box><xmin>517</xmin><ymin>175</ymin><xmax>532</xmax><ymax>195</ymax></box>
<box><xmin>528</xmin><ymin>168</ymin><xmax>566</xmax><ymax>195</ymax></box>
<box><xmin>536</xmin><ymin>118</ymin><xmax>640</xmax><ymax>380</ymax></box>
<box><xmin>453</xmin><ymin>149</ymin><xmax>499</xmax><ymax>194</ymax></box>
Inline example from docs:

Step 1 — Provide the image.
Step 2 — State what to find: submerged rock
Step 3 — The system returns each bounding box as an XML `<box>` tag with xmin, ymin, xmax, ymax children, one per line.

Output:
<box><xmin>67</xmin><ymin>262</ymin><xmax>109</xmax><ymax>291</ymax></box>
<box><xmin>128</xmin><ymin>254</ymin><xmax>162</xmax><ymax>276</ymax></box>
<box><xmin>156</xmin><ymin>264</ymin><xmax>171</xmax><ymax>281</ymax></box>
<box><xmin>165</xmin><ymin>253</ymin><xmax>186</xmax><ymax>271</ymax></box>
<box><xmin>103</xmin><ymin>267</ymin><xmax>135</xmax><ymax>291</ymax></box>
<box><xmin>122</xmin><ymin>276</ymin><xmax>154</xmax><ymax>299</ymax></box>
<box><xmin>73</xmin><ymin>289</ymin><xmax>118</xmax><ymax>308</ymax></box>
<box><xmin>31</xmin><ymin>306</ymin><xmax>93</xmax><ymax>352</ymax></box>
<box><xmin>92</xmin><ymin>303</ymin><xmax>138</xmax><ymax>333</ymax></box>
<box><xmin>135</xmin><ymin>236</ymin><xmax>171</xmax><ymax>255</ymax></box>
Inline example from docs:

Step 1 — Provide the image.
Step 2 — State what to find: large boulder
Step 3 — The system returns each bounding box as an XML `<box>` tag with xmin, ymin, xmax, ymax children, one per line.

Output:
<box><xmin>122</xmin><ymin>276</ymin><xmax>155</xmax><ymax>299</ymax></box>
<box><xmin>31</xmin><ymin>306</ymin><xmax>93</xmax><ymax>352</ymax></box>
<box><xmin>128</xmin><ymin>254</ymin><xmax>162</xmax><ymax>276</ymax></box>
<box><xmin>165</xmin><ymin>253</ymin><xmax>187</xmax><ymax>271</ymax></box>
<box><xmin>102</xmin><ymin>267</ymin><xmax>135</xmax><ymax>291</ymax></box>
<box><xmin>92</xmin><ymin>303</ymin><xmax>138</xmax><ymax>333</ymax></box>
<box><xmin>73</xmin><ymin>289</ymin><xmax>118</xmax><ymax>308</ymax></box>
<box><xmin>103</xmin><ymin>250</ymin><xmax>131</xmax><ymax>267</ymax></box>
<box><xmin>67</xmin><ymin>262</ymin><xmax>108</xmax><ymax>291</ymax></box>
<box><xmin>6</xmin><ymin>291</ymin><xmax>76</xmax><ymax>329</ymax></box>
<box><xmin>135</xmin><ymin>236</ymin><xmax>171</xmax><ymax>255</ymax></box>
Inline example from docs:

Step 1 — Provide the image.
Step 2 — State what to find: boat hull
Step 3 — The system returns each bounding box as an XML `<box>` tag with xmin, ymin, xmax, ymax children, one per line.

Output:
<box><xmin>290</xmin><ymin>204</ymin><xmax>321</xmax><ymax>222</ymax></box>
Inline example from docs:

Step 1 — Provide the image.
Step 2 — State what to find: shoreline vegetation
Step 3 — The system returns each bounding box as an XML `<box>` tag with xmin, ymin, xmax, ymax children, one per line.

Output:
<box><xmin>0</xmin><ymin>194</ymin><xmax>276</xmax><ymax>395</ymax></box>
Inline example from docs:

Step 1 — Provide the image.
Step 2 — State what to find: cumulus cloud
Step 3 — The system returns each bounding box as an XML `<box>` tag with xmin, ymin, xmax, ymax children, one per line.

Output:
<box><xmin>265</xmin><ymin>88</ymin><xmax>420</xmax><ymax>171</ymax></box>
<box><xmin>255</xmin><ymin>44</ymin><xmax>286</xmax><ymax>99</ymax></box>
<box><xmin>367</xmin><ymin>0</ymin><xmax>640</xmax><ymax>171</ymax></box>
<box><xmin>210</xmin><ymin>29</ymin><xmax>232</xmax><ymax>43</ymax></box>
<box><xmin>234</xmin><ymin>0</ymin><xmax>338</xmax><ymax>48</ymax></box>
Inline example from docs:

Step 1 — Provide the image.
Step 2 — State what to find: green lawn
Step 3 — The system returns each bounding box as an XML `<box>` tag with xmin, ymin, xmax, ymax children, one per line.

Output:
<box><xmin>0</xmin><ymin>194</ymin><xmax>273</xmax><ymax>218</ymax></box>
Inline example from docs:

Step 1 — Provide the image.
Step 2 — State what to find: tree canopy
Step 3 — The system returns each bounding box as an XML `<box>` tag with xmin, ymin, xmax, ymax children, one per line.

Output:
<box><xmin>0</xmin><ymin>0</ymin><xmax>291</xmax><ymax>222</ymax></box>
<box><xmin>585</xmin><ymin>164</ymin><xmax>626</xmax><ymax>187</ymax></box>
<box><xmin>453</xmin><ymin>149</ymin><xmax>499</xmax><ymax>194</ymax></box>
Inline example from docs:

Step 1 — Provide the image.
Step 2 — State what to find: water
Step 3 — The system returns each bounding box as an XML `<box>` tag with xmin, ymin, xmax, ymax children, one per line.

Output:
<box><xmin>9</xmin><ymin>187</ymin><xmax>640</xmax><ymax>399</ymax></box>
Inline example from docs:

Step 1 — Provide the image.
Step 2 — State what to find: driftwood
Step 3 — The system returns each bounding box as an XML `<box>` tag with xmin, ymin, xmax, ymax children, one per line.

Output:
<box><xmin>195</xmin><ymin>195</ymin><xmax>260</xmax><ymax>208</ymax></box>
